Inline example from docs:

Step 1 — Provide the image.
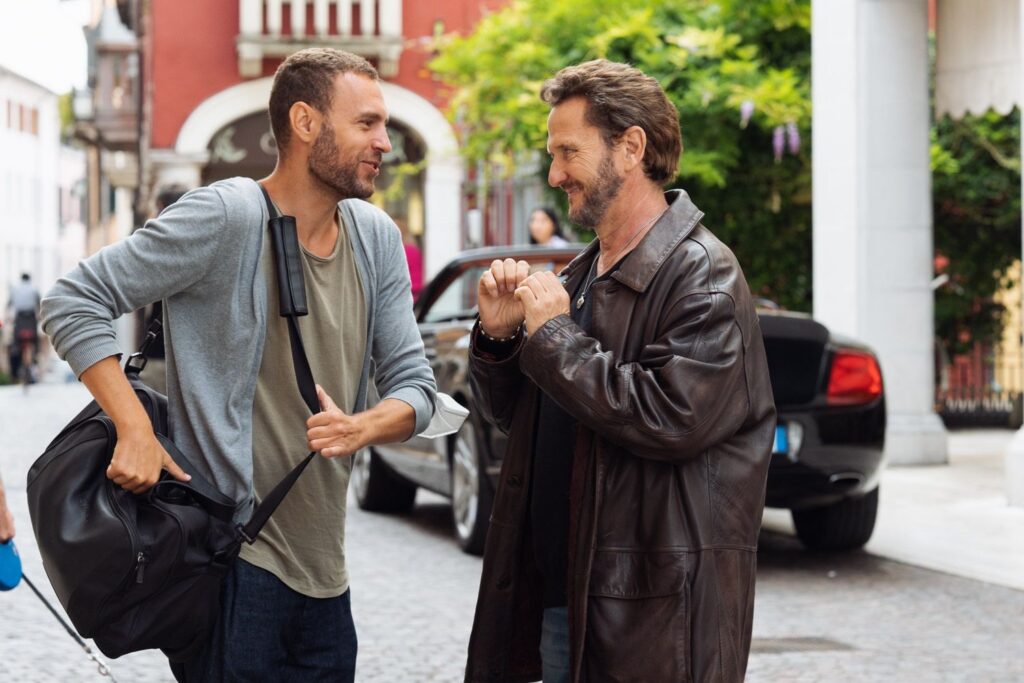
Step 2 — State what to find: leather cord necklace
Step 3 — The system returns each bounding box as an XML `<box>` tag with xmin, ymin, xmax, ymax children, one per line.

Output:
<box><xmin>576</xmin><ymin>206</ymin><xmax>667</xmax><ymax>310</ymax></box>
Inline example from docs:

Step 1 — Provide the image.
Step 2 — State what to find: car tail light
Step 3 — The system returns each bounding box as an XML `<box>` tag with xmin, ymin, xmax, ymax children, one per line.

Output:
<box><xmin>826</xmin><ymin>349</ymin><xmax>882</xmax><ymax>405</ymax></box>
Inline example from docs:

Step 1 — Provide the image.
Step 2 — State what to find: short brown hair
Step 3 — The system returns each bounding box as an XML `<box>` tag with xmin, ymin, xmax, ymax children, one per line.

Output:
<box><xmin>541</xmin><ymin>60</ymin><xmax>682</xmax><ymax>184</ymax></box>
<box><xmin>268</xmin><ymin>48</ymin><xmax>378</xmax><ymax>152</ymax></box>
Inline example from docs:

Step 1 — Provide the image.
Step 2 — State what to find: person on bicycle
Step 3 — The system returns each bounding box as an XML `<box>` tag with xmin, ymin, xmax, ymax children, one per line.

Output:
<box><xmin>8</xmin><ymin>273</ymin><xmax>41</xmax><ymax>381</ymax></box>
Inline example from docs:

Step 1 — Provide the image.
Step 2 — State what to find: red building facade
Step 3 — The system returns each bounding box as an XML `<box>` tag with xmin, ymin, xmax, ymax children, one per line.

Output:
<box><xmin>139</xmin><ymin>0</ymin><xmax>507</xmax><ymax>277</ymax></box>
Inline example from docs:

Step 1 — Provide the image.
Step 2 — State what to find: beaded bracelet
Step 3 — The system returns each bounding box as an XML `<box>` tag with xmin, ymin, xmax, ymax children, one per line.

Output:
<box><xmin>478</xmin><ymin>322</ymin><xmax>523</xmax><ymax>344</ymax></box>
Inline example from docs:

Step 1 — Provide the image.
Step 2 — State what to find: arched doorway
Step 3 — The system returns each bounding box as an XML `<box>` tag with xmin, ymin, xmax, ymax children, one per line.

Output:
<box><xmin>172</xmin><ymin>77</ymin><xmax>462</xmax><ymax>278</ymax></box>
<box><xmin>200</xmin><ymin>110</ymin><xmax>426</xmax><ymax>248</ymax></box>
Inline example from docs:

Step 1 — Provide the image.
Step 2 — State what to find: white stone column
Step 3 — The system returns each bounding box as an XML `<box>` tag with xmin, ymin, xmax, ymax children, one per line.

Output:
<box><xmin>812</xmin><ymin>0</ymin><xmax>948</xmax><ymax>465</ymax></box>
<box><xmin>423</xmin><ymin>154</ymin><xmax>463</xmax><ymax>280</ymax></box>
<box><xmin>1004</xmin><ymin>0</ymin><xmax>1024</xmax><ymax>505</ymax></box>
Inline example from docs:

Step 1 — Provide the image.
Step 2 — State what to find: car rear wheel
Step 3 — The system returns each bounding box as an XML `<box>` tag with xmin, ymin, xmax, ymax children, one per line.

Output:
<box><xmin>450</xmin><ymin>420</ymin><xmax>493</xmax><ymax>556</ymax></box>
<box><xmin>791</xmin><ymin>487</ymin><xmax>879</xmax><ymax>551</ymax></box>
<box><xmin>351</xmin><ymin>448</ymin><xmax>417</xmax><ymax>513</ymax></box>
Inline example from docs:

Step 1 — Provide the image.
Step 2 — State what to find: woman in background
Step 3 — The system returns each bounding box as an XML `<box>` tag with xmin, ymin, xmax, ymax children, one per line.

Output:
<box><xmin>528</xmin><ymin>207</ymin><xmax>570</xmax><ymax>247</ymax></box>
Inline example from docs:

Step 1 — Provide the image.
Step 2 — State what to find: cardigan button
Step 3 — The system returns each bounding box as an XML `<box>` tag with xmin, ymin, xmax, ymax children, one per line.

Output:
<box><xmin>496</xmin><ymin>574</ymin><xmax>511</xmax><ymax>590</ymax></box>
<box><xmin>508</xmin><ymin>475</ymin><xmax>521</xmax><ymax>489</ymax></box>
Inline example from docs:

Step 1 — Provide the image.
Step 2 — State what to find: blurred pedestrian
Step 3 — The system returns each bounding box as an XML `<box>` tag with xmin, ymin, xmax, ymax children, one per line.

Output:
<box><xmin>7</xmin><ymin>273</ymin><xmax>41</xmax><ymax>383</ymax></box>
<box><xmin>396</xmin><ymin>217</ymin><xmax>424</xmax><ymax>300</ymax></box>
<box><xmin>465</xmin><ymin>60</ymin><xmax>775</xmax><ymax>682</ymax></box>
<box><xmin>41</xmin><ymin>48</ymin><xmax>435</xmax><ymax>682</ymax></box>
<box><xmin>527</xmin><ymin>207</ymin><xmax>570</xmax><ymax>247</ymax></box>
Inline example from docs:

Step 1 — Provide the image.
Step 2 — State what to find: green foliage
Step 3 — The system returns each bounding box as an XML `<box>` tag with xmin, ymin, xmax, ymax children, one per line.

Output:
<box><xmin>431</xmin><ymin>0</ymin><xmax>813</xmax><ymax>309</ymax></box>
<box><xmin>432</xmin><ymin>0</ymin><xmax>1022</xmax><ymax>327</ymax></box>
<box><xmin>932</xmin><ymin>109</ymin><xmax>1021</xmax><ymax>355</ymax></box>
<box><xmin>58</xmin><ymin>92</ymin><xmax>75</xmax><ymax>139</ymax></box>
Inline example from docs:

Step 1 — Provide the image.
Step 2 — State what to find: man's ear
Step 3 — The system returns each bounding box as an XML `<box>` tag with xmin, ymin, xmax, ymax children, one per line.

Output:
<box><xmin>289</xmin><ymin>102</ymin><xmax>320</xmax><ymax>145</ymax></box>
<box><xmin>620</xmin><ymin>125</ymin><xmax>647</xmax><ymax>172</ymax></box>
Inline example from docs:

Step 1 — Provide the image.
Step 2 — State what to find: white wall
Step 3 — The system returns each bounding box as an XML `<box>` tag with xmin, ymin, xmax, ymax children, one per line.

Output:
<box><xmin>0</xmin><ymin>69</ymin><xmax>62</xmax><ymax>319</ymax></box>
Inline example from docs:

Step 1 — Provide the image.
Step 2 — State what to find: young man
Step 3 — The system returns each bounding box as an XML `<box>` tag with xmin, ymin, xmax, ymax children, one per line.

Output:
<box><xmin>465</xmin><ymin>60</ymin><xmax>775</xmax><ymax>682</ymax></box>
<box><xmin>41</xmin><ymin>48</ymin><xmax>436</xmax><ymax>681</ymax></box>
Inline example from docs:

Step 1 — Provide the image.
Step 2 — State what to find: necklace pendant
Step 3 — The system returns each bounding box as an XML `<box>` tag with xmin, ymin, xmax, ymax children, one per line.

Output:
<box><xmin>576</xmin><ymin>295</ymin><xmax>585</xmax><ymax>310</ymax></box>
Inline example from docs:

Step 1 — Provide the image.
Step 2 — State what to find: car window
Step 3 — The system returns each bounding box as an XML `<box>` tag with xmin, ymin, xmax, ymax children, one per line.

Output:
<box><xmin>423</xmin><ymin>259</ymin><xmax>569</xmax><ymax>323</ymax></box>
<box><xmin>425</xmin><ymin>266</ymin><xmax>486</xmax><ymax>323</ymax></box>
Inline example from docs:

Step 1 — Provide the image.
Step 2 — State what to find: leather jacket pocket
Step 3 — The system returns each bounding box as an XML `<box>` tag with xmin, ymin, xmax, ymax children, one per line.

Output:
<box><xmin>585</xmin><ymin>550</ymin><xmax>692</xmax><ymax>682</ymax></box>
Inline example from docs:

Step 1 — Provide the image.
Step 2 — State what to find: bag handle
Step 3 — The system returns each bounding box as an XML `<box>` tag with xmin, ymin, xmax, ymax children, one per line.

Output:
<box><xmin>236</xmin><ymin>185</ymin><xmax>322</xmax><ymax>544</ymax></box>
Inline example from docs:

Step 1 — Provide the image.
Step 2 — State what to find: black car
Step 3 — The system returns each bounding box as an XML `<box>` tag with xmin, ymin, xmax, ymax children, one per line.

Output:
<box><xmin>353</xmin><ymin>246</ymin><xmax>886</xmax><ymax>554</ymax></box>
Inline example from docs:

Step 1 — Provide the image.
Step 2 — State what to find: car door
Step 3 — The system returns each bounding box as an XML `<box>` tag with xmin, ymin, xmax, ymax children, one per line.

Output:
<box><xmin>371</xmin><ymin>263</ymin><xmax>485</xmax><ymax>495</ymax></box>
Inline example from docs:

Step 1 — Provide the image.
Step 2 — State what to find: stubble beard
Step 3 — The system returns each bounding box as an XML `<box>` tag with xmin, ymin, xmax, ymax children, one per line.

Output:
<box><xmin>566</xmin><ymin>150</ymin><xmax>624</xmax><ymax>229</ymax></box>
<box><xmin>308</xmin><ymin>121</ymin><xmax>376</xmax><ymax>200</ymax></box>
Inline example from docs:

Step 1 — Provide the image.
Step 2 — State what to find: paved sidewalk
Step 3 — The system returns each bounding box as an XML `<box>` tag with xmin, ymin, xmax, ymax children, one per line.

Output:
<box><xmin>763</xmin><ymin>428</ymin><xmax>1024</xmax><ymax>591</ymax></box>
<box><xmin>2</xmin><ymin>380</ymin><xmax>1021</xmax><ymax>682</ymax></box>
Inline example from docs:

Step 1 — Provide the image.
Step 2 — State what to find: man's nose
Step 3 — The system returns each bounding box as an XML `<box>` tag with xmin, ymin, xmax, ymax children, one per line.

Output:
<box><xmin>548</xmin><ymin>160</ymin><xmax>565</xmax><ymax>188</ymax></box>
<box><xmin>374</xmin><ymin>128</ymin><xmax>393</xmax><ymax>154</ymax></box>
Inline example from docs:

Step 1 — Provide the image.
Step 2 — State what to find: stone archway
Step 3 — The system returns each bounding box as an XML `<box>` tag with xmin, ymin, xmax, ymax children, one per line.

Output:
<box><xmin>166</xmin><ymin>77</ymin><xmax>463</xmax><ymax>278</ymax></box>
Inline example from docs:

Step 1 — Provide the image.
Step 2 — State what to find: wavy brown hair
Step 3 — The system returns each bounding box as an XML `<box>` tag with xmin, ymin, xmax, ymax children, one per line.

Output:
<box><xmin>540</xmin><ymin>60</ymin><xmax>682</xmax><ymax>185</ymax></box>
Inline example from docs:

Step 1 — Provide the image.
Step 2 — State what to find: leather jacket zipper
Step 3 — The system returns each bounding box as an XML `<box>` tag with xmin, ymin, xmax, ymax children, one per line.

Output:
<box><xmin>134</xmin><ymin>551</ymin><xmax>148</xmax><ymax>584</ymax></box>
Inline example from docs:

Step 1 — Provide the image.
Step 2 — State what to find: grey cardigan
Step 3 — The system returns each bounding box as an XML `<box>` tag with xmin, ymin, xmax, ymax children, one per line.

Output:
<box><xmin>41</xmin><ymin>177</ymin><xmax>436</xmax><ymax>518</ymax></box>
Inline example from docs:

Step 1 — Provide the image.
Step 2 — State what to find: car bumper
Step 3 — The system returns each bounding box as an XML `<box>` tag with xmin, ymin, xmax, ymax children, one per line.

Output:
<box><xmin>766</xmin><ymin>401</ymin><xmax>885</xmax><ymax>509</ymax></box>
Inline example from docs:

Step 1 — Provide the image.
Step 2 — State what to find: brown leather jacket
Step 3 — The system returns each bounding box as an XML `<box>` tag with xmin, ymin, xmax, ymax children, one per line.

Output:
<box><xmin>464</xmin><ymin>191</ymin><xmax>775</xmax><ymax>683</ymax></box>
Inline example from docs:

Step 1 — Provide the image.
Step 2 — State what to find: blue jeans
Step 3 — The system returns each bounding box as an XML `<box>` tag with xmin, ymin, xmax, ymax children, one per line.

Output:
<box><xmin>170</xmin><ymin>559</ymin><xmax>357</xmax><ymax>682</ymax></box>
<box><xmin>540</xmin><ymin>607</ymin><xmax>571</xmax><ymax>683</ymax></box>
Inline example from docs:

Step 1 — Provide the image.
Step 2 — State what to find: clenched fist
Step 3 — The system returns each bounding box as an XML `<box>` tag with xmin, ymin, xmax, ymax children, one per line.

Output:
<box><xmin>478</xmin><ymin>258</ymin><xmax>531</xmax><ymax>338</ymax></box>
<box><xmin>514</xmin><ymin>271</ymin><xmax>570</xmax><ymax>334</ymax></box>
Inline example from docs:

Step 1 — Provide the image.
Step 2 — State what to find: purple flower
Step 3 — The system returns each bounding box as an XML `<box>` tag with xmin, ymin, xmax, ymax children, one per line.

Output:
<box><xmin>773</xmin><ymin>125</ymin><xmax>785</xmax><ymax>163</ymax></box>
<box><xmin>740</xmin><ymin>100</ymin><xmax>755</xmax><ymax>128</ymax></box>
<box><xmin>786</xmin><ymin>122</ymin><xmax>800</xmax><ymax>155</ymax></box>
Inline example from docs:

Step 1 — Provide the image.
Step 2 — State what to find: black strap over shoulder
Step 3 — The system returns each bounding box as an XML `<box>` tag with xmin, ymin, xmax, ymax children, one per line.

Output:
<box><xmin>237</xmin><ymin>185</ymin><xmax>324</xmax><ymax>543</ymax></box>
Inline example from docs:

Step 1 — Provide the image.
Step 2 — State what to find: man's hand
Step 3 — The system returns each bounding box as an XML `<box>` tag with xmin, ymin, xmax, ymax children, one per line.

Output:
<box><xmin>107</xmin><ymin>426</ymin><xmax>191</xmax><ymax>494</ymax></box>
<box><xmin>0</xmin><ymin>498</ymin><xmax>14</xmax><ymax>542</ymax></box>
<box><xmin>478</xmin><ymin>258</ymin><xmax>531</xmax><ymax>338</ymax></box>
<box><xmin>515</xmin><ymin>271</ymin><xmax>571</xmax><ymax>334</ymax></box>
<box><xmin>307</xmin><ymin>385</ymin><xmax>367</xmax><ymax>458</ymax></box>
<box><xmin>78</xmin><ymin>356</ymin><xmax>190</xmax><ymax>494</ymax></box>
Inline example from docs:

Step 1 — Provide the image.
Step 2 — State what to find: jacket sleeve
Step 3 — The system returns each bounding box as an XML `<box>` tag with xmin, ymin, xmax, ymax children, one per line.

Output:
<box><xmin>370</xmin><ymin>226</ymin><xmax>437</xmax><ymax>437</ymax></box>
<box><xmin>519</xmin><ymin>290</ymin><xmax>750</xmax><ymax>462</ymax></box>
<box><xmin>40</xmin><ymin>187</ymin><xmax>230</xmax><ymax>378</ymax></box>
<box><xmin>468</xmin><ymin>323</ymin><xmax>527</xmax><ymax>435</ymax></box>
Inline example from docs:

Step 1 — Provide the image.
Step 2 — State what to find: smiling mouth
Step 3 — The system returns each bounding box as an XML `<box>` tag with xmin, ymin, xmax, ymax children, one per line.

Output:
<box><xmin>363</xmin><ymin>161</ymin><xmax>381</xmax><ymax>173</ymax></box>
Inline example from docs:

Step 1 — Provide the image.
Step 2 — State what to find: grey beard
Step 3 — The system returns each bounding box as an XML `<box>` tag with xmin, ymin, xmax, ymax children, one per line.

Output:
<box><xmin>568</xmin><ymin>154</ymin><xmax>624</xmax><ymax>228</ymax></box>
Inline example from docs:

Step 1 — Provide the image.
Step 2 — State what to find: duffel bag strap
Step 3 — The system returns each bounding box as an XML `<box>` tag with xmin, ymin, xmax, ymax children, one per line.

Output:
<box><xmin>124</xmin><ymin>318</ymin><xmax>164</xmax><ymax>376</ymax></box>
<box><xmin>238</xmin><ymin>184</ymin><xmax>324</xmax><ymax>544</ymax></box>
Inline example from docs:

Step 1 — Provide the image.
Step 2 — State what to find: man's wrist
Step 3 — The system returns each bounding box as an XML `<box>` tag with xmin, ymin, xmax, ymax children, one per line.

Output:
<box><xmin>478</xmin><ymin>320</ymin><xmax>523</xmax><ymax>343</ymax></box>
<box><xmin>113</xmin><ymin>414</ymin><xmax>155</xmax><ymax>441</ymax></box>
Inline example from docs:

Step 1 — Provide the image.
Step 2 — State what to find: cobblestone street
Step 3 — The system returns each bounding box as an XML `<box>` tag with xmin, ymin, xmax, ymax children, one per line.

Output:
<box><xmin>1</xmin><ymin>382</ymin><xmax>1023</xmax><ymax>682</ymax></box>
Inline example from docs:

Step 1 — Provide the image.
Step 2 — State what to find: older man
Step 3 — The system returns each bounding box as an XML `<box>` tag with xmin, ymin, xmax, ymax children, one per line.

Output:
<box><xmin>465</xmin><ymin>60</ymin><xmax>775</xmax><ymax>682</ymax></box>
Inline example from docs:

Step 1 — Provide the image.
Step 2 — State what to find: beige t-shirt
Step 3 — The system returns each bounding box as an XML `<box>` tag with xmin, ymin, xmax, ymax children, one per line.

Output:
<box><xmin>239</xmin><ymin>210</ymin><xmax>367</xmax><ymax>598</ymax></box>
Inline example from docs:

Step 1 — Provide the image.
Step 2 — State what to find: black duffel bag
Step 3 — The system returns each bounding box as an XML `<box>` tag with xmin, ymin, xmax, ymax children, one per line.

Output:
<box><xmin>26</xmin><ymin>345</ymin><xmax>240</xmax><ymax>660</ymax></box>
<box><xmin>26</xmin><ymin>186</ymin><xmax>320</xmax><ymax>662</ymax></box>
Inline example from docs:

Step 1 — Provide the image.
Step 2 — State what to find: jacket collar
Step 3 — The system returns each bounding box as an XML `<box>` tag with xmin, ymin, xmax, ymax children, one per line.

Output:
<box><xmin>560</xmin><ymin>189</ymin><xmax>704</xmax><ymax>293</ymax></box>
